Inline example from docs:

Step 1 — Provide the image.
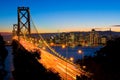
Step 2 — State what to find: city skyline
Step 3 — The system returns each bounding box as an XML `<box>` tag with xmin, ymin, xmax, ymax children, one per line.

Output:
<box><xmin>0</xmin><ymin>0</ymin><xmax>120</xmax><ymax>33</ymax></box>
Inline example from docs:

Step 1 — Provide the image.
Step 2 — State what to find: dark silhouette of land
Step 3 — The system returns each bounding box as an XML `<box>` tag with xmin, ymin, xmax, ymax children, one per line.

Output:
<box><xmin>0</xmin><ymin>34</ymin><xmax>8</xmax><ymax>80</ymax></box>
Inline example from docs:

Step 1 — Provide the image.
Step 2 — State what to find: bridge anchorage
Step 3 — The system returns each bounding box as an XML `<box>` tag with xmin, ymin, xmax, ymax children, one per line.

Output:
<box><xmin>12</xmin><ymin>6</ymin><xmax>92</xmax><ymax>80</ymax></box>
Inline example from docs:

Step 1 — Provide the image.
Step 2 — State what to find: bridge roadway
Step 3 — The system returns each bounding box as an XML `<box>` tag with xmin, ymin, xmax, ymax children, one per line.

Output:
<box><xmin>13</xmin><ymin>36</ymin><xmax>88</xmax><ymax>80</ymax></box>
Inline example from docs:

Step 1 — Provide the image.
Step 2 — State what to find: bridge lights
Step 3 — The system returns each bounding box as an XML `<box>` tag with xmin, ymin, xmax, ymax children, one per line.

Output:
<box><xmin>62</xmin><ymin>44</ymin><xmax>66</xmax><ymax>49</ymax></box>
<box><xmin>70</xmin><ymin>57</ymin><xmax>74</xmax><ymax>62</ymax></box>
<box><xmin>42</xmin><ymin>46</ymin><xmax>46</xmax><ymax>50</ymax></box>
<box><xmin>50</xmin><ymin>42</ymin><xmax>54</xmax><ymax>46</ymax></box>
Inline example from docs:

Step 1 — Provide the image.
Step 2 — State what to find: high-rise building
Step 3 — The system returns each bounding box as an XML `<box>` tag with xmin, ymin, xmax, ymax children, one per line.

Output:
<box><xmin>89</xmin><ymin>29</ymin><xmax>99</xmax><ymax>46</ymax></box>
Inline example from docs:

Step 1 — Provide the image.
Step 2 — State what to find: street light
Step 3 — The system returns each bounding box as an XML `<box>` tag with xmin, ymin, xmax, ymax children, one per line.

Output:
<box><xmin>78</xmin><ymin>49</ymin><xmax>82</xmax><ymax>54</ymax></box>
<box><xmin>62</xmin><ymin>44</ymin><xmax>66</xmax><ymax>49</ymax></box>
<box><xmin>42</xmin><ymin>46</ymin><xmax>46</xmax><ymax>50</ymax></box>
<box><xmin>70</xmin><ymin>57</ymin><xmax>74</xmax><ymax>62</ymax></box>
<box><xmin>78</xmin><ymin>49</ymin><xmax>84</xmax><ymax>66</ymax></box>
<box><xmin>50</xmin><ymin>42</ymin><xmax>54</xmax><ymax>46</ymax></box>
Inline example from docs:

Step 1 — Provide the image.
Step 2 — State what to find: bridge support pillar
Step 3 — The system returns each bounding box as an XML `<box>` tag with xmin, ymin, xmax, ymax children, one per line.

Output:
<box><xmin>17</xmin><ymin>7</ymin><xmax>31</xmax><ymax>38</ymax></box>
<box><xmin>12</xmin><ymin>24</ymin><xmax>18</xmax><ymax>36</ymax></box>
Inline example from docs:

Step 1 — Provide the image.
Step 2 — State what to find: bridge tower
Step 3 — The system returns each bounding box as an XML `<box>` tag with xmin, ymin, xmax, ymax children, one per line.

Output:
<box><xmin>12</xmin><ymin>24</ymin><xmax>18</xmax><ymax>36</ymax></box>
<box><xmin>17</xmin><ymin>7</ymin><xmax>31</xmax><ymax>37</ymax></box>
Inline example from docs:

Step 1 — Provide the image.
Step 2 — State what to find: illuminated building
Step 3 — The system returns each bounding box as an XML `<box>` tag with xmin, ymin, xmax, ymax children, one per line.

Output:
<box><xmin>89</xmin><ymin>29</ymin><xmax>99</xmax><ymax>46</ymax></box>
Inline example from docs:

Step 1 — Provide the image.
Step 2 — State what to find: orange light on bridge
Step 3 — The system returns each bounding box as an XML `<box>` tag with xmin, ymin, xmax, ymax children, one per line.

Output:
<box><xmin>62</xmin><ymin>44</ymin><xmax>66</xmax><ymax>49</ymax></box>
<box><xmin>70</xmin><ymin>57</ymin><xmax>74</xmax><ymax>61</ymax></box>
<box><xmin>50</xmin><ymin>42</ymin><xmax>54</xmax><ymax>46</ymax></box>
<box><xmin>42</xmin><ymin>46</ymin><xmax>46</xmax><ymax>50</ymax></box>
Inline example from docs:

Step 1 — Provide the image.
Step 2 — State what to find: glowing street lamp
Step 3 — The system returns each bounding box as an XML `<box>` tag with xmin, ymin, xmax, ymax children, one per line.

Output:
<box><xmin>70</xmin><ymin>57</ymin><xmax>74</xmax><ymax>62</ymax></box>
<box><xmin>82</xmin><ymin>65</ymin><xmax>86</xmax><ymax>69</ymax></box>
<box><xmin>62</xmin><ymin>44</ymin><xmax>66</xmax><ymax>49</ymax></box>
<box><xmin>78</xmin><ymin>50</ymin><xmax>82</xmax><ymax>54</ymax></box>
<box><xmin>78</xmin><ymin>49</ymin><xmax>84</xmax><ymax>66</ymax></box>
<box><xmin>42</xmin><ymin>46</ymin><xmax>46</xmax><ymax>50</ymax></box>
<box><xmin>50</xmin><ymin>42</ymin><xmax>54</xmax><ymax>46</ymax></box>
<box><xmin>78</xmin><ymin>49</ymin><xmax>84</xmax><ymax>59</ymax></box>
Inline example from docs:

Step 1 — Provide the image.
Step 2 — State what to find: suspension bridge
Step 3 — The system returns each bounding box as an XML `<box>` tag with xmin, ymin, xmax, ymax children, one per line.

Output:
<box><xmin>12</xmin><ymin>7</ymin><xmax>91</xmax><ymax>80</ymax></box>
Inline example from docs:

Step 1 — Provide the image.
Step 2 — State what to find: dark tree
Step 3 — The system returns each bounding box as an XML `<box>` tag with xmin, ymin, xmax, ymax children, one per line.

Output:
<box><xmin>93</xmin><ymin>37</ymin><xmax>120</xmax><ymax>80</ymax></box>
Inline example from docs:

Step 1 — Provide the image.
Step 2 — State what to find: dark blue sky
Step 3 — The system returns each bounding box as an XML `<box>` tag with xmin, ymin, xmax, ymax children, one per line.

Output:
<box><xmin>0</xmin><ymin>0</ymin><xmax>120</xmax><ymax>32</ymax></box>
